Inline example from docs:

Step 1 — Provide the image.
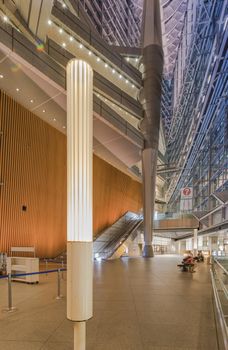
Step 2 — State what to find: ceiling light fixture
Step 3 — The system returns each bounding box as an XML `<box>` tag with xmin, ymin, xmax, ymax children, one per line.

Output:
<box><xmin>42</xmin><ymin>109</ymin><xmax>46</xmax><ymax>113</ymax></box>
<box><xmin>112</xmin><ymin>69</ymin><xmax>115</xmax><ymax>74</ymax></box>
<box><xmin>69</xmin><ymin>36</ymin><xmax>73</xmax><ymax>42</ymax></box>
<box><xmin>96</xmin><ymin>57</ymin><xmax>100</xmax><ymax>62</ymax></box>
<box><xmin>59</xmin><ymin>28</ymin><xmax>63</xmax><ymax>34</ymax></box>
<box><xmin>16</xmin><ymin>88</ymin><xmax>20</xmax><ymax>92</ymax></box>
<box><xmin>30</xmin><ymin>99</ymin><xmax>34</xmax><ymax>103</ymax></box>
<box><xmin>62</xmin><ymin>42</ymin><xmax>66</xmax><ymax>48</ymax></box>
<box><xmin>119</xmin><ymin>74</ymin><xmax>122</xmax><ymax>79</ymax></box>
<box><xmin>53</xmin><ymin>118</ymin><xmax>56</xmax><ymax>122</ymax></box>
<box><xmin>105</xmin><ymin>63</ymin><xmax>108</xmax><ymax>68</ymax></box>
<box><xmin>0</xmin><ymin>74</ymin><xmax>4</xmax><ymax>79</ymax></box>
<box><xmin>3</xmin><ymin>16</ymin><xmax>8</xmax><ymax>22</ymax></box>
<box><xmin>125</xmin><ymin>79</ymin><xmax>129</xmax><ymax>84</ymax></box>
<box><xmin>126</xmin><ymin>57</ymin><xmax>130</xmax><ymax>62</ymax></box>
<box><xmin>62</xmin><ymin>3</ymin><xmax>66</xmax><ymax>8</ymax></box>
<box><xmin>88</xmin><ymin>51</ymin><xmax>92</xmax><ymax>56</ymax></box>
<box><xmin>48</xmin><ymin>19</ymin><xmax>52</xmax><ymax>25</ymax></box>
<box><xmin>63</xmin><ymin>125</ymin><xmax>66</xmax><ymax>129</ymax></box>
<box><xmin>79</xmin><ymin>43</ymin><xmax>83</xmax><ymax>49</ymax></box>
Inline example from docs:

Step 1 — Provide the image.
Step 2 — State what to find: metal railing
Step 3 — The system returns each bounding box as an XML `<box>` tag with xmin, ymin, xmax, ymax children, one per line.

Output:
<box><xmin>211</xmin><ymin>258</ymin><xmax>228</xmax><ymax>350</ymax></box>
<box><xmin>0</xmin><ymin>268</ymin><xmax>66</xmax><ymax>313</ymax></box>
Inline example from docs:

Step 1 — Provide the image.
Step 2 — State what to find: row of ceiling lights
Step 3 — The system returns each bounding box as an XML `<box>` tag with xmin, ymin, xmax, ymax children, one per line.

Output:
<box><xmin>0</xmin><ymin>74</ymin><xmax>66</xmax><ymax>130</ymax></box>
<box><xmin>1</xmin><ymin>12</ymin><xmax>136</xmax><ymax>131</ymax></box>
<box><xmin>58</xmin><ymin>3</ymin><xmax>140</xmax><ymax>64</ymax></box>
<box><xmin>47</xmin><ymin>20</ymin><xmax>138</xmax><ymax>89</ymax></box>
<box><xmin>1</xmin><ymin>71</ymin><xmax>136</xmax><ymax>129</ymax></box>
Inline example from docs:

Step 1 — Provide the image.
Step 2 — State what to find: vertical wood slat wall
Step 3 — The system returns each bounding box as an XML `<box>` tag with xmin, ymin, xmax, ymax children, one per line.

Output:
<box><xmin>0</xmin><ymin>90</ymin><xmax>142</xmax><ymax>257</ymax></box>
<box><xmin>0</xmin><ymin>90</ymin><xmax>67</xmax><ymax>257</ymax></box>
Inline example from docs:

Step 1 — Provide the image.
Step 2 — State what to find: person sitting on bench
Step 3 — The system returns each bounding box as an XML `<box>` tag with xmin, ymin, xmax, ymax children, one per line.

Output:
<box><xmin>178</xmin><ymin>253</ymin><xmax>196</xmax><ymax>272</ymax></box>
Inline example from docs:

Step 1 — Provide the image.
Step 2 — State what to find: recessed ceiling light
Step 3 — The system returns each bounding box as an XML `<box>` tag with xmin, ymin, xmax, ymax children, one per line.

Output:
<box><xmin>105</xmin><ymin>63</ymin><xmax>108</xmax><ymax>68</ymax></box>
<box><xmin>96</xmin><ymin>57</ymin><xmax>100</xmax><ymax>62</ymax></box>
<box><xmin>63</xmin><ymin>125</ymin><xmax>66</xmax><ymax>129</ymax></box>
<box><xmin>62</xmin><ymin>3</ymin><xmax>66</xmax><ymax>8</ymax></box>
<box><xmin>0</xmin><ymin>74</ymin><xmax>4</xmax><ymax>79</ymax></box>
<box><xmin>16</xmin><ymin>88</ymin><xmax>20</xmax><ymax>92</ymax></box>
<box><xmin>126</xmin><ymin>57</ymin><xmax>130</xmax><ymax>62</ymax></box>
<box><xmin>119</xmin><ymin>74</ymin><xmax>122</xmax><ymax>79</ymax></box>
<box><xmin>30</xmin><ymin>99</ymin><xmax>34</xmax><ymax>103</ymax></box>
<box><xmin>79</xmin><ymin>43</ymin><xmax>83</xmax><ymax>49</ymax></box>
<box><xmin>3</xmin><ymin>16</ymin><xmax>8</xmax><ymax>22</ymax></box>
<box><xmin>135</xmin><ymin>58</ymin><xmax>139</xmax><ymax>62</ymax></box>
<box><xmin>62</xmin><ymin>42</ymin><xmax>66</xmax><ymax>48</ymax></box>
<box><xmin>69</xmin><ymin>36</ymin><xmax>73</xmax><ymax>42</ymax></box>
<box><xmin>112</xmin><ymin>69</ymin><xmax>115</xmax><ymax>74</ymax></box>
<box><xmin>88</xmin><ymin>51</ymin><xmax>92</xmax><ymax>56</ymax></box>
<box><xmin>132</xmin><ymin>84</ymin><xmax>135</xmax><ymax>88</ymax></box>
<box><xmin>42</xmin><ymin>109</ymin><xmax>46</xmax><ymax>113</ymax></box>
<box><xmin>48</xmin><ymin>19</ymin><xmax>52</xmax><ymax>25</ymax></box>
<box><xmin>53</xmin><ymin>118</ymin><xmax>56</xmax><ymax>121</ymax></box>
<box><xmin>59</xmin><ymin>28</ymin><xmax>63</xmax><ymax>34</ymax></box>
<box><xmin>125</xmin><ymin>79</ymin><xmax>129</xmax><ymax>84</ymax></box>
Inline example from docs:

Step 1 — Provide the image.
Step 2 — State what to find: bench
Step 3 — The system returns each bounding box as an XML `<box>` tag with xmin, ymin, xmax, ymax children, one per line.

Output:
<box><xmin>177</xmin><ymin>263</ymin><xmax>195</xmax><ymax>272</ymax></box>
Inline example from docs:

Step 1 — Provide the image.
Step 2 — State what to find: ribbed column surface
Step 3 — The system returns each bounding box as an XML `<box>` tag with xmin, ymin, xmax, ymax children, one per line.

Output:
<box><xmin>67</xmin><ymin>59</ymin><xmax>93</xmax><ymax>242</ymax></box>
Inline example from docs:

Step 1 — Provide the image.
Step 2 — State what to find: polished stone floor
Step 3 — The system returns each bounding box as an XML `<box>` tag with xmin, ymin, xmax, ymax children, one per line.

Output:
<box><xmin>0</xmin><ymin>255</ymin><xmax>218</xmax><ymax>350</ymax></box>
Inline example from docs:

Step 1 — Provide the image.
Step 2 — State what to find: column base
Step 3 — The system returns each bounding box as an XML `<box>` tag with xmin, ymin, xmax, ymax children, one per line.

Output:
<box><xmin>67</xmin><ymin>241</ymin><xmax>93</xmax><ymax>321</ymax></box>
<box><xmin>142</xmin><ymin>244</ymin><xmax>154</xmax><ymax>257</ymax></box>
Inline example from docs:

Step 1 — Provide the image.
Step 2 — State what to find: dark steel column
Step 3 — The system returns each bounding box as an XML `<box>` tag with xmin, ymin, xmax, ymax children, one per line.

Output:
<box><xmin>139</xmin><ymin>0</ymin><xmax>163</xmax><ymax>257</ymax></box>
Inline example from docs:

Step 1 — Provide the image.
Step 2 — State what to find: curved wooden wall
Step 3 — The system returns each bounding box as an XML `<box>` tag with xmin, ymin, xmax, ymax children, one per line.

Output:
<box><xmin>0</xmin><ymin>91</ymin><xmax>142</xmax><ymax>257</ymax></box>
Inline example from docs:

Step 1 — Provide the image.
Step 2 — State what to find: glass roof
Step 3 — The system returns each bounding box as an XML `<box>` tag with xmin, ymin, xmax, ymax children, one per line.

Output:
<box><xmin>132</xmin><ymin>0</ymin><xmax>188</xmax><ymax>77</ymax></box>
<box><xmin>161</xmin><ymin>0</ymin><xmax>188</xmax><ymax>77</ymax></box>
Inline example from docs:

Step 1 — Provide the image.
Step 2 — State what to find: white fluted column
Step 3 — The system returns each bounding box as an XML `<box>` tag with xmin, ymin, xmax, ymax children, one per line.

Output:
<box><xmin>66</xmin><ymin>59</ymin><xmax>93</xmax><ymax>350</ymax></box>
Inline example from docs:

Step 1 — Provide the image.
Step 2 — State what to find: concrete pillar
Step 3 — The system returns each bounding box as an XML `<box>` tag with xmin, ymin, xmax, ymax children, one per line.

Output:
<box><xmin>66</xmin><ymin>59</ymin><xmax>93</xmax><ymax>349</ymax></box>
<box><xmin>193</xmin><ymin>229</ymin><xmax>198</xmax><ymax>256</ymax></box>
<box><xmin>139</xmin><ymin>0</ymin><xmax>164</xmax><ymax>257</ymax></box>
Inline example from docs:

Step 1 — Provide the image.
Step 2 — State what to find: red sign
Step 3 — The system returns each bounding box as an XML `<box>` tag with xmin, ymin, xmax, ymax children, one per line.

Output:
<box><xmin>183</xmin><ymin>187</ymin><xmax>191</xmax><ymax>196</ymax></box>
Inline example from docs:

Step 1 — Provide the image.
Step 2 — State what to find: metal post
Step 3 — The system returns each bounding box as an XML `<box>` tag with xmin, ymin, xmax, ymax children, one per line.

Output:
<box><xmin>56</xmin><ymin>269</ymin><xmax>63</xmax><ymax>300</ymax></box>
<box><xmin>61</xmin><ymin>260</ymin><xmax>64</xmax><ymax>279</ymax></box>
<box><xmin>45</xmin><ymin>259</ymin><xmax>48</xmax><ymax>276</ymax></box>
<box><xmin>2</xmin><ymin>274</ymin><xmax>17</xmax><ymax>313</ymax></box>
<box><xmin>140</xmin><ymin>0</ymin><xmax>163</xmax><ymax>256</ymax></box>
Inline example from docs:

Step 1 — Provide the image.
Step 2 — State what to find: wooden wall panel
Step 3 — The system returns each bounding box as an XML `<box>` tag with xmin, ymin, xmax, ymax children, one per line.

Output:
<box><xmin>0</xmin><ymin>91</ymin><xmax>67</xmax><ymax>258</ymax></box>
<box><xmin>0</xmin><ymin>91</ymin><xmax>142</xmax><ymax>257</ymax></box>
<box><xmin>93</xmin><ymin>155</ymin><xmax>142</xmax><ymax>236</ymax></box>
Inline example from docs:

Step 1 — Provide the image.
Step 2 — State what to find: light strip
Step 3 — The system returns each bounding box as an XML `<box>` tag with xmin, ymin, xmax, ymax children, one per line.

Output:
<box><xmin>49</xmin><ymin>20</ymin><xmax>139</xmax><ymax>89</ymax></box>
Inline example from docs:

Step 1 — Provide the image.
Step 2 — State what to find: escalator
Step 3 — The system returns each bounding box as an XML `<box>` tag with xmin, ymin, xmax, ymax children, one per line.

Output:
<box><xmin>93</xmin><ymin>211</ymin><xmax>143</xmax><ymax>260</ymax></box>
